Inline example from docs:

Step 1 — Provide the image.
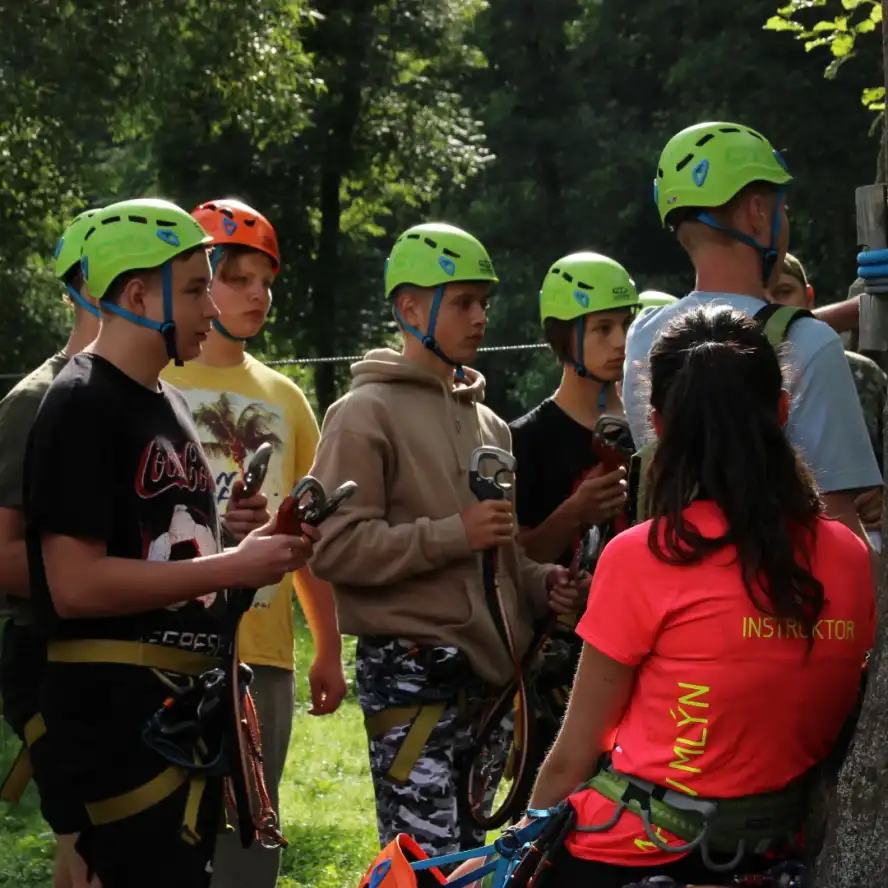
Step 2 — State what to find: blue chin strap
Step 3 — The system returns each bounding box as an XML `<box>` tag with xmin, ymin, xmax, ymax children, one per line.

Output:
<box><xmin>393</xmin><ymin>282</ymin><xmax>466</xmax><ymax>380</ymax></box>
<box><xmin>66</xmin><ymin>285</ymin><xmax>100</xmax><ymax>319</ymax></box>
<box><xmin>97</xmin><ymin>260</ymin><xmax>183</xmax><ymax>367</ymax></box>
<box><xmin>567</xmin><ymin>317</ymin><xmax>610</xmax><ymax>412</ymax></box>
<box><xmin>208</xmin><ymin>244</ymin><xmax>250</xmax><ymax>344</ymax></box>
<box><xmin>696</xmin><ymin>186</ymin><xmax>784</xmax><ymax>287</ymax></box>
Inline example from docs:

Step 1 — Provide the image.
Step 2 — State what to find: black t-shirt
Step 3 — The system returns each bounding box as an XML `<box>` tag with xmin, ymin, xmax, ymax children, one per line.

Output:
<box><xmin>24</xmin><ymin>353</ymin><xmax>227</xmax><ymax>652</ymax></box>
<box><xmin>510</xmin><ymin>398</ymin><xmax>601</xmax><ymax>567</ymax></box>
<box><xmin>23</xmin><ymin>354</ymin><xmax>229</xmax><ymax>798</ymax></box>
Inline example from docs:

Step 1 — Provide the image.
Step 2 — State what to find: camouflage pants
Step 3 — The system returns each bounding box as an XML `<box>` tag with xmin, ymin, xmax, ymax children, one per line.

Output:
<box><xmin>355</xmin><ymin>636</ymin><xmax>512</xmax><ymax>859</ymax></box>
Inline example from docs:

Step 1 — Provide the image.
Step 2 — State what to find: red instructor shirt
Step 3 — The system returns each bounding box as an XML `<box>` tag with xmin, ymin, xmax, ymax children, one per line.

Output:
<box><xmin>565</xmin><ymin>502</ymin><xmax>874</xmax><ymax>866</ymax></box>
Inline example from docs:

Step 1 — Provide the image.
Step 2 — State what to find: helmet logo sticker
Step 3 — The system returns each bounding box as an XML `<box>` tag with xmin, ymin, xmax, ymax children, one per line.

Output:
<box><xmin>573</xmin><ymin>288</ymin><xmax>590</xmax><ymax>309</ymax></box>
<box><xmin>693</xmin><ymin>159</ymin><xmax>710</xmax><ymax>187</ymax></box>
<box><xmin>156</xmin><ymin>229</ymin><xmax>181</xmax><ymax>247</ymax></box>
<box><xmin>222</xmin><ymin>216</ymin><xmax>238</xmax><ymax>236</ymax></box>
<box><xmin>438</xmin><ymin>256</ymin><xmax>456</xmax><ymax>277</ymax></box>
<box><xmin>53</xmin><ymin>238</ymin><xmax>64</xmax><ymax>259</ymax></box>
<box><xmin>81</xmin><ymin>256</ymin><xmax>89</xmax><ymax>279</ymax></box>
<box><xmin>479</xmin><ymin>259</ymin><xmax>493</xmax><ymax>275</ymax></box>
<box><xmin>613</xmin><ymin>286</ymin><xmax>629</xmax><ymax>297</ymax></box>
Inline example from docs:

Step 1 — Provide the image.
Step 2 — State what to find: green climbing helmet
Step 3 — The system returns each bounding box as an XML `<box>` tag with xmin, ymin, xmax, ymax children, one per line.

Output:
<box><xmin>539</xmin><ymin>252</ymin><xmax>638</xmax><ymax>324</ymax></box>
<box><xmin>81</xmin><ymin>198</ymin><xmax>212</xmax><ymax>301</ymax></box>
<box><xmin>654</xmin><ymin>122</ymin><xmax>792</xmax><ymax>227</ymax></box>
<box><xmin>639</xmin><ymin>290</ymin><xmax>678</xmax><ymax>309</ymax></box>
<box><xmin>384</xmin><ymin>222</ymin><xmax>498</xmax><ymax>298</ymax></box>
<box><xmin>54</xmin><ymin>210</ymin><xmax>100</xmax><ymax>280</ymax></box>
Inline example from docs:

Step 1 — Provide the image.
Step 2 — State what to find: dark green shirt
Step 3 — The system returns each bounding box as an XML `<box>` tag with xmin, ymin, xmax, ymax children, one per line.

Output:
<box><xmin>0</xmin><ymin>352</ymin><xmax>69</xmax><ymax>622</ymax></box>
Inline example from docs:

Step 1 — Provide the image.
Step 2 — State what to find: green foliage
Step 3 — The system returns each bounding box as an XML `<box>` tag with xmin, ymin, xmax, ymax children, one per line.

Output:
<box><xmin>0</xmin><ymin>0</ymin><xmax>881</xmax><ymax>417</ymax></box>
<box><xmin>766</xmin><ymin>0</ymin><xmax>884</xmax><ymax>107</ymax></box>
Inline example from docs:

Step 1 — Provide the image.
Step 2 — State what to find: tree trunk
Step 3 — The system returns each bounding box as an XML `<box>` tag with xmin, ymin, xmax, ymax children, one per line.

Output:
<box><xmin>309</xmin><ymin>4</ymin><xmax>373</xmax><ymax>415</ymax></box>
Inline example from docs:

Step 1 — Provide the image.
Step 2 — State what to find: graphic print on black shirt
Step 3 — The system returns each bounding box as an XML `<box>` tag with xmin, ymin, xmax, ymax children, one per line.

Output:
<box><xmin>24</xmin><ymin>353</ymin><xmax>228</xmax><ymax>656</ymax></box>
<box><xmin>510</xmin><ymin>397</ymin><xmax>602</xmax><ymax>567</ymax></box>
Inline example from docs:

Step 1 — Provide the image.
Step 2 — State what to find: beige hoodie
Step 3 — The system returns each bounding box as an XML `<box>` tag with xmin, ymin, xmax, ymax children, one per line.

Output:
<box><xmin>309</xmin><ymin>348</ymin><xmax>553</xmax><ymax>686</ymax></box>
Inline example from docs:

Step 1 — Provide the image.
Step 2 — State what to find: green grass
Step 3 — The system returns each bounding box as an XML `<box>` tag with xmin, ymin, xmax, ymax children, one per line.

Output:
<box><xmin>0</xmin><ymin>614</ymin><xmax>378</xmax><ymax>887</ymax></box>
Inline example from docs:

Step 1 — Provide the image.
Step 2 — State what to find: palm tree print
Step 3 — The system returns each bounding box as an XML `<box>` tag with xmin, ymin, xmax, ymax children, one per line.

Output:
<box><xmin>193</xmin><ymin>392</ymin><xmax>283</xmax><ymax>474</ymax></box>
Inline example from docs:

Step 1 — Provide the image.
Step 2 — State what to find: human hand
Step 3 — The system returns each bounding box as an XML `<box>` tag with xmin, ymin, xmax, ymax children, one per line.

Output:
<box><xmin>307</xmin><ymin>653</ymin><xmax>348</xmax><ymax>716</ymax></box>
<box><xmin>570</xmin><ymin>465</ymin><xmax>628</xmax><ymax>526</ymax></box>
<box><xmin>855</xmin><ymin>486</ymin><xmax>883</xmax><ymax>530</ymax></box>
<box><xmin>231</xmin><ymin>522</ymin><xmax>320</xmax><ymax>588</ymax></box>
<box><xmin>461</xmin><ymin>500</ymin><xmax>515</xmax><ymax>551</ymax></box>
<box><xmin>546</xmin><ymin>566</ymin><xmax>585</xmax><ymax>615</ymax></box>
<box><xmin>223</xmin><ymin>479</ymin><xmax>271</xmax><ymax>542</ymax></box>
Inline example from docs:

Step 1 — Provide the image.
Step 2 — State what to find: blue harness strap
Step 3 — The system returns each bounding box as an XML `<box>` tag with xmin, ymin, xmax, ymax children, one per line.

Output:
<box><xmin>393</xmin><ymin>283</ymin><xmax>466</xmax><ymax>380</ymax></box>
<box><xmin>566</xmin><ymin>316</ymin><xmax>610</xmax><ymax>411</ymax></box>
<box><xmin>66</xmin><ymin>284</ymin><xmax>100</xmax><ymax>318</ymax></box>
<box><xmin>99</xmin><ymin>259</ymin><xmax>184</xmax><ymax>366</ymax></box>
<box><xmin>208</xmin><ymin>244</ymin><xmax>255</xmax><ymax>343</ymax></box>
<box><xmin>407</xmin><ymin>808</ymin><xmax>559</xmax><ymax>888</ymax></box>
<box><xmin>696</xmin><ymin>185</ymin><xmax>784</xmax><ymax>286</ymax></box>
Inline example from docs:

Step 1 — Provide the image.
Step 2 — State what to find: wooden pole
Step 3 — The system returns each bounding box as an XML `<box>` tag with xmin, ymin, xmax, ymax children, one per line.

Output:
<box><xmin>856</xmin><ymin>2</ymin><xmax>888</xmax><ymax>351</ymax></box>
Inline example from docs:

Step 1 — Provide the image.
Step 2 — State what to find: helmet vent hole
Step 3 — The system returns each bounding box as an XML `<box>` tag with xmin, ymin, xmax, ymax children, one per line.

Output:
<box><xmin>719</xmin><ymin>126</ymin><xmax>741</xmax><ymax>134</ymax></box>
<box><xmin>551</xmin><ymin>268</ymin><xmax>561</xmax><ymax>274</ymax></box>
<box><xmin>128</xmin><ymin>215</ymin><xmax>148</xmax><ymax>224</ymax></box>
<box><xmin>675</xmin><ymin>154</ymin><xmax>694</xmax><ymax>172</ymax></box>
<box><xmin>562</xmin><ymin>272</ymin><xmax>574</xmax><ymax>283</ymax></box>
<box><xmin>442</xmin><ymin>248</ymin><xmax>461</xmax><ymax>259</ymax></box>
<box><xmin>406</xmin><ymin>234</ymin><xmax>420</xmax><ymax>240</ymax></box>
<box><xmin>244</xmin><ymin>219</ymin><xmax>256</xmax><ymax>227</ymax></box>
<box><xmin>84</xmin><ymin>226</ymin><xmax>97</xmax><ymax>241</ymax></box>
<box><xmin>746</xmin><ymin>130</ymin><xmax>764</xmax><ymax>141</ymax></box>
<box><xmin>219</xmin><ymin>208</ymin><xmax>235</xmax><ymax>219</ymax></box>
<box><xmin>657</xmin><ymin>168</ymin><xmax>664</xmax><ymax>178</ymax></box>
<box><xmin>156</xmin><ymin>218</ymin><xmax>178</xmax><ymax>227</ymax></box>
<box><xmin>101</xmin><ymin>216</ymin><xmax>122</xmax><ymax>225</ymax></box>
<box><xmin>577</xmin><ymin>281</ymin><xmax>593</xmax><ymax>290</ymax></box>
<box><xmin>423</xmin><ymin>237</ymin><xmax>438</xmax><ymax>248</ymax></box>
<box><xmin>695</xmin><ymin>134</ymin><xmax>715</xmax><ymax>147</ymax></box>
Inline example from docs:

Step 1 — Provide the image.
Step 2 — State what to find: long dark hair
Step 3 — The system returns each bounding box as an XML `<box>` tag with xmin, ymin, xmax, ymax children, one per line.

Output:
<box><xmin>646</xmin><ymin>305</ymin><xmax>825</xmax><ymax>641</ymax></box>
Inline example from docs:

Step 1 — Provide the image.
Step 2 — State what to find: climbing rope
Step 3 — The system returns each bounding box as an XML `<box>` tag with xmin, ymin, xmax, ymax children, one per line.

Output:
<box><xmin>0</xmin><ymin>342</ymin><xmax>549</xmax><ymax>382</ymax></box>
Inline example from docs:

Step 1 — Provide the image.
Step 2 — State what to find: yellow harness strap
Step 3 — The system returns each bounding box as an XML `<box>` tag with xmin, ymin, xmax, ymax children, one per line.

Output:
<box><xmin>47</xmin><ymin>639</ymin><xmax>221</xmax><ymax>676</ymax></box>
<box><xmin>0</xmin><ymin>713</ymin><xmax>47</xmax><ymax>804</ymax></box>
<box><xmin>47</xmin><ymin>640</ymin><xmax>222</xmax><ymax>840</ymax></box>
<box><xmin>365</xmin><ymin>691</ymin><xmax>474</xmax><ymax>785</ymax></box>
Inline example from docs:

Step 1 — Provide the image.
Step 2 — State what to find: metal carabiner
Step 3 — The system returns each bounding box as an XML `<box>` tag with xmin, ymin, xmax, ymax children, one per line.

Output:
<box><xmin>469</xmin><ymin>445</ymin><xmax>517</xmax><ymax>502</ymax></box>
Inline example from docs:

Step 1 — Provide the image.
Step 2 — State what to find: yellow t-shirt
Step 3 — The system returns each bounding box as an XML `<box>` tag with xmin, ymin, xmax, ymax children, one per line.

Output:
<box><xmin>161</xmin><ymin>354</ymin><xmax>320</xmax><ymax>670</ymax></box>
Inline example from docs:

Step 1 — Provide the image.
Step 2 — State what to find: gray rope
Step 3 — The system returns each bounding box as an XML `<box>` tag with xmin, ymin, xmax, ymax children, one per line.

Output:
<box><xmin>0</xmin><ymin>342</ymin><xmax>549</xmax><ymax>381</ymax></box>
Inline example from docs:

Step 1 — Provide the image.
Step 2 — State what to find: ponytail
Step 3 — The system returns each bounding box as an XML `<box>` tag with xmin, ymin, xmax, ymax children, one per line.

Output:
<box><xmin>646</xmin><ymin>306</ymin><xmax>824</xmax><ymax>644</ymax></box>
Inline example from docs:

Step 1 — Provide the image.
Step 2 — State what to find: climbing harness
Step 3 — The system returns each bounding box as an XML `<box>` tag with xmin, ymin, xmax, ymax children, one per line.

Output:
<box><xmin>47</xmin><ymin>639</ymin><xmax>224</xmax><ymax>843</ymax></box>
<box><xmin>0</xmin><ymin>712</ymin><xmax>46</xmax><ymax>804</ymax></box>
<box><xmin>579</xmin><ymin>762</ymin><xmax>806</xmax><ymax>873</ymax></box>
<box><xmin>358</xmin><ymin>803</ymin><xmax>572</xmax><ymax>888</ymax></box>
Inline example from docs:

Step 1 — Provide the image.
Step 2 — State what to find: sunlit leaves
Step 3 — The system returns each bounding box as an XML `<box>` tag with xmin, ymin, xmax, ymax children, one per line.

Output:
<box><xmin>765</xmin><ymin>0</ymin><xmax>882</xmax><ymax>105</ymax></box>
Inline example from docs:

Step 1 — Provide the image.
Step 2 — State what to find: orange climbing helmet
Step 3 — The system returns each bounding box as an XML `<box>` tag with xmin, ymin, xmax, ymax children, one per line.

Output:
<box><xmin>191</xmin><ymin>198</ymin><xmax>280</xmax><ymax>271</ymax></box>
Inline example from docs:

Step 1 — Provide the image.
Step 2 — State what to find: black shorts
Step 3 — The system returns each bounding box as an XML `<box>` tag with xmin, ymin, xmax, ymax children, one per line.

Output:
<box><xmin>0</xmin><ymin>622</ymin><xmax>84</xmax><ymax>834</ymax></box>
<box><xmin>75</xmin><ymin>776</ymin><xmax>225</xmax><ymax>888</ymax></box>
<box><xmin>0</xmin><ymin>620</ymin><xmax>43</xmax><ymax>737</ymax></box>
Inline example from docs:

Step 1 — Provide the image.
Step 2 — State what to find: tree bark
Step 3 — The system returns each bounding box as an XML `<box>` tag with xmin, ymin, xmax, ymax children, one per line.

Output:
<box><xmin>309</xmin><ymin>4</ymin><xmax>373</xmax><ymax>414</ymax></box>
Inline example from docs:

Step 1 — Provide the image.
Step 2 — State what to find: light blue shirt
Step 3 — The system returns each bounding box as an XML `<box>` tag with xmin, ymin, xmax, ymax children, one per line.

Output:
<box><xmin>623</xmin><ymin>291</ymin><xmax>881</xmax><ymax>494</ymax></box>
